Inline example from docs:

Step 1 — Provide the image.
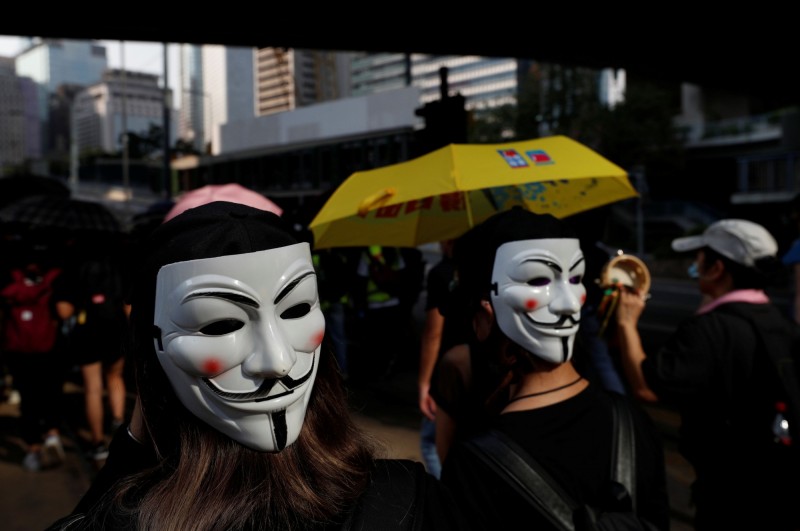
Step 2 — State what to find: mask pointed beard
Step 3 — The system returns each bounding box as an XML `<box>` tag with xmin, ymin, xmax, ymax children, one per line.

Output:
<box><xmin>272</xmin><ymin>410</ymin><xmax>288</xmax><ymax>451</ymax></box>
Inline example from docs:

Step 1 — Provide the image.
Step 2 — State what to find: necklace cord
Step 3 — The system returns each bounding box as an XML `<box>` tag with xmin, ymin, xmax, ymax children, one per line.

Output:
<box><xmin>506</xmin><ymin>375</ymin><xmax>584</xmax><ymax>404</ymax></box>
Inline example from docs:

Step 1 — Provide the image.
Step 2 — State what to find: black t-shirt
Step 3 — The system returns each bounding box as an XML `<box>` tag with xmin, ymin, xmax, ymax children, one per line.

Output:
<box><xmin>441</xmin><ymin>383</ymin><xmax>670</xmax><ymax>531</ymax></box>
<box><xmin>424</xmin><ymin>256</ymin><xmax>470</xmax><ymax>356</ymax></box>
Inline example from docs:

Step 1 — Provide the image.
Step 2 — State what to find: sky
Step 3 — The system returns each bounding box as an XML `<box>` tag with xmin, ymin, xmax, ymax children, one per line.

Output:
<box><xmin>0</xmin><ymin>35</ymin><xmax>182</xmax><ymax>103</ymax></box>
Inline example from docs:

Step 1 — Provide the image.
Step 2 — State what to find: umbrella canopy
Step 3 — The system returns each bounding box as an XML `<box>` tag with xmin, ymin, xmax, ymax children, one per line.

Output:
<box><xmin>0</xmin><ymin>195</ymin><xmax>122</xmax><ymax>235</ymax></box>
<box><xmin>0</xmin><ymin>174</ymin><xmax>70</xmax><ymax>210</ymax></box>
<box><xmin>164</xmin><ymin>183</ymin><xmax>283</xmax><ymax>222</ymax></box>
<box><xmin>309</xmin><ymin>135</ymin><xmax>638</xmax><ymax>249</ymax></box>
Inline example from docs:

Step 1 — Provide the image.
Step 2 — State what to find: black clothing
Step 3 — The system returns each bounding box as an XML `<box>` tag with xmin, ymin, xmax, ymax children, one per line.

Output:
<box><xmin>51</xmin><ymin>257</ymin><xmax>128</xmax><ymax>366</ymax></box>
<box><xmin>430</xmin><ymin>339</ymin><xmax>506</xmax><ymax>445</ymax></box>
<box><xmin>642</xmin><ymin>301</ymin><xmax>800</xmax><ymax>530</ymax></box>
<box><xmin>424</xmin><ymin>256</ymin><xmax>468</xmax><ymax>356</ymax></box>
<box><xmin>48</xmin><ymin>426</ymin><xmax>469</xmax><ymax>531</ymax></box>
<box><xmin>4</xmin><ymin>350</ymin><xmax>66</xmax><ymax>445</ymax></box>
<box><xmin>441</xmin><ymin>383</ymin><xmax>670</xmax><ymax>531</ymax></box>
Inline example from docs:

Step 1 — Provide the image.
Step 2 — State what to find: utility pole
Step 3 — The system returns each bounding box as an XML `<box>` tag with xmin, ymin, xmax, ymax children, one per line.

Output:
<box><xmin>162</xmin><ymin>42</ymin><xmax>171</xmax><ymax>198</ymax></box>
<box><xmin>121</xmin><ymin>40</ymin><xmax>131</xmax><ymax>215</ymax></box>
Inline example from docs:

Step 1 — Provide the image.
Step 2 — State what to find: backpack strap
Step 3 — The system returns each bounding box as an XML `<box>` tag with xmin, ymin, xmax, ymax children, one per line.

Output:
<box><xmin>464</xmin><ymin>430</ymin><xmax>576</xmax><ymax>531</ymax></box>
<box><xmin>608</xmin><ymin>391</ymin><xmax>637</xmax><ymax>512</ymax></box>
<box><xmin>463</xmin><ymin>395</ymin><xmax>640</xmax><ymax>530</ymax></box>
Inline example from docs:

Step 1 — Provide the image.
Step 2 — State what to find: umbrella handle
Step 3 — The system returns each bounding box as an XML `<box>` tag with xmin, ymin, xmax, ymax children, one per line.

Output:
<box><xmin>358</xmin><ymin>188</ymin><xmax>396</xmax><ymax>217</ymax></box>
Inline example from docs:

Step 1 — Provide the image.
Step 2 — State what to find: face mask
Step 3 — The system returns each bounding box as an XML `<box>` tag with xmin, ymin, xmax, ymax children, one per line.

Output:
<box><xmin>687</xmin><ymin>262</ymin><xmax>699</xmax><ymax>279</ymax></box>
<box><xmin>490</xmin><ymin>238</ymin><xmax>586</xmax><ymax>364</ymax></box>
<box><xmin>153</xmin><ymin>243</ymin><xmax>324</xmax><ymax>452</ymax></box>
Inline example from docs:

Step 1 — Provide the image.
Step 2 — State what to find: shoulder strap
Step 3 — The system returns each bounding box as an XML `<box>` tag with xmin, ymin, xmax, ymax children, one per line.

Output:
<box><xmin>608</xmin><ymin>392</ymin><xmax>638</xmax><ymax>511</ymax></box>
<box><xmin>464</xmin><ymin>430</ymin><xmax>576</xmax><ymax>531</ymax></box>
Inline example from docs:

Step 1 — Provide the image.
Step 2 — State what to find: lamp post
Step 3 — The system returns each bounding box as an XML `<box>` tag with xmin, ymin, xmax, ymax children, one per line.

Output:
<box><xmin>121</xmin><ymin>40</ymin><xmax>131</xmax><ymax>215</ymax></box>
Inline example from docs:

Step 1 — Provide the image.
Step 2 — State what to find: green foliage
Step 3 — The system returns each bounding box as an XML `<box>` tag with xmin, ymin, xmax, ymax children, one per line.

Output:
<box><xmin>126</xmin><ymin>124</ymin><xmax>165</xmax><ymax>159</ymax></box>
<box><xmin>172</xmin><ymin>137</ymin><xmax>201</xmax><ymax>156</ymax></box>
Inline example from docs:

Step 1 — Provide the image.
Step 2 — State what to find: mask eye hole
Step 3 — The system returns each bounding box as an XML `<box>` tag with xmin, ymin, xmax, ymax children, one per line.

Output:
<box><xmin>569</xmin><ymin>274</ymin><xmax>583</xmax><ymax>285</ymax></box>
<box><xmin>280</xmin><ymin>303</ymin><xmax>311</xmax><ymax>320</ymax></box>
<box><xmin>199</xmin><ymin>319</ymin><xmax>244</xmax><ymax>336</ymax></box>
<box><xmin>527</xmin><ymin>277</ymin><xmax>550</xmax><ymax>287</ymax></box>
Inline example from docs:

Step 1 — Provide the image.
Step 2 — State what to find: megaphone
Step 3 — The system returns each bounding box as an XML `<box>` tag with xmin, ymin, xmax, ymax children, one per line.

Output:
<box><xmin>596</xmin><ymin>251</ymin><xmax>651</xmax><ymax>337</ymax></box>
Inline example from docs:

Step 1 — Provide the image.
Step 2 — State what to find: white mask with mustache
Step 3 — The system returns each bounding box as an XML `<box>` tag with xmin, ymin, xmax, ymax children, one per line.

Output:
<box><xmin>490</xmin><ymin>239</ymin><xmax>585</xmax><ymax>364</ymax></box>
<box><xmin>153</xmin><ymin>243</ymin><xmax>324</xmax><ymax>452</ymax></box>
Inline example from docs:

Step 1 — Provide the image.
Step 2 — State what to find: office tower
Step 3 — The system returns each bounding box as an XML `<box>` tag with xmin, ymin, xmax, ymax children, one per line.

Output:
<box><xmin>0</xmin><ymin>56</ymin><xmax>41</xmax><ymax>172</ymax></box>
<box><xmin>178</xmin><ymin>44</ymin><xmax>256</xmax><ymax>155</ymax></box>
<box><xmin>72</xmin><ymin>69</ymin><xmax>173</xmax><ymax>154</ymax></box>
<box><xmin>178</xmin><ymin>44</ymin><xmax>206</xmax><ymax>153</ymax></box>
<box><xmin>350</xmin><ymin>53</ymin><xmax>521</xmax><ymax>111</ymax></box>
<box><xmin>254</xmin><ymin>48</ymin><xmax>351</xmax><ymax>117</ymax></box>
<box><xmin>12</xmin><ymin>38</ymin><xmax>108</xmax><ymax>160</ymax></box>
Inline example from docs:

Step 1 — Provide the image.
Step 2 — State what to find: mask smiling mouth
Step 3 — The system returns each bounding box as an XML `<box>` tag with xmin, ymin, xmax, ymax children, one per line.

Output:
<box><xmin>201</xmin><ymin>353</ymin><xmax>315</xmax><ymax>403</ymax></box>
<box><xmin>523</xmin><ymin>314</ymin><xmax>580</xmax><ymax>330</ymax></box>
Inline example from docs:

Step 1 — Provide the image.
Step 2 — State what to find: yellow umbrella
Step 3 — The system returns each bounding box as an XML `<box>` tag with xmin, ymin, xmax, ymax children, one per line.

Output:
<box><xmin>309</xmin><ymin>135</ymin><xmax>638</xmax><ymax>249</ymax></box>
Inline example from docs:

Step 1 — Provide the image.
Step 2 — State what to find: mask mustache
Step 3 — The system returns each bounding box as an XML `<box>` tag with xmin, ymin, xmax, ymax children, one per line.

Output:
<box><xmin>202</xmin><ymin>352</ymin><xmax>315</xmax><ymax>402</ymax></box>
<box><xmin>524</xmin><ymin>313</ymin><xmax>581</xmax><ymax>328</ymax></box>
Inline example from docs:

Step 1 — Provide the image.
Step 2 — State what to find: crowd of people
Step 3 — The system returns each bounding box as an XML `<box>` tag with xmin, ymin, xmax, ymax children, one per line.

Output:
<box><xmin>1</xmin><ymin>193</ymin><xmax>798</xmax><ymax>530</ymax></box>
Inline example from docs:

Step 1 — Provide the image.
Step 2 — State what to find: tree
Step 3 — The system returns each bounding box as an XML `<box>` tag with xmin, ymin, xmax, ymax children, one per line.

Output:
<box><xmin>469</xmin><ymin>62</ymin><xmax>685</xmax><ymax>198</ymax></box>
<box><xmin>126</xmin><ymin>124</ymin><xmax>164</xmax><ymax>159</ymax></box>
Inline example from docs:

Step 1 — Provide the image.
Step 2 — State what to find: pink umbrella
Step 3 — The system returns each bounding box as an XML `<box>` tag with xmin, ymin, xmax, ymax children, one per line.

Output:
<box><xmin>164</xmin><ymin>183</ymin><xmax>283</xmax><ymax>222</ymax></box>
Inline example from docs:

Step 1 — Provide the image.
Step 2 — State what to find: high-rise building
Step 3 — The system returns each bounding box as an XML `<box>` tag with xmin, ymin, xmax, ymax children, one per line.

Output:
<box><xmin>0</xmin><ymin>56</ymin><xmax>41</xmax><ymax>172</ymax></box>
<box><xmin>178</xmin><ymin>44</ymin><xmax>256</xmax><ymax>156</ymax></box>
<box><xmin>72</xmin><ymin>69</ymin><xmax>174</xmax><ymax>154</ymax></box>
<box><xmin>350</xmin><ymin>53</ymin><xmax>521</xmax><ymax>111</ymax></box>
<box><xmin>178</xmin><ymin>44</ymin><xmax>206</xmax><ymax>153</ymax></box>
<box><xmin>12</xmin><ymin>38</ymin><xmax>108</xmax><ymax>162</ymax></box>
<box><xmin>254</xmin><ymin>48</ymin><xmax>351</xmax><ymax>117</ymax></box>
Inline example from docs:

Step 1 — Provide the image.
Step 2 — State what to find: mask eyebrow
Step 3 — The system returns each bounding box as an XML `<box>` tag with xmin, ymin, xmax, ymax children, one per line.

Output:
<box><xmin>274</xmin><ymin>271</ymin><xmax>315</xmax><ymax>304</ymax></box>
<box><xmin>184</xmin><ymin>292</ymin><xmax>259</xmax><ymax>309</ymax></box>
<box><xmin>569</xmin><ymin>256</ymin><xmax>585</xmax><ymax>272</ymax></box>
<box><xmin>522</xmin><ymin>258</ymin><xmax>562</xmax><ymax>273</ymax></box>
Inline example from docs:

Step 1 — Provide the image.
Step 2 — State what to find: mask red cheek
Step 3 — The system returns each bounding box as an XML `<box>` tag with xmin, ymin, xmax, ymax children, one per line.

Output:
<box><xmin>580</xmin><ymin>294</ymin><xmax>587</xmax><ymax>305</ymax></box>
<box><xmin>202</xmin><ymin>358</ymin><xmax>222</xmax><ymax>376</ymax></box>
<box><xmin>306</xmin><ymin>329</ymin><xmax>324</xmax><ymax>351</ymax></box>
<box><xmin>525</xmin><ymin>299</ymin><xmax>538</xmax><ymax>311</ymax></box>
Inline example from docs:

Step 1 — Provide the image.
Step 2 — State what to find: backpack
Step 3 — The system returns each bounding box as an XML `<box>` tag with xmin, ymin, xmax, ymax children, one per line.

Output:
<box><xmin>1</xmin><ymin>267</ymin><xmax>62</xmax><ymax>354</ymax></box>
<box><xmin>714</xmin><ymin>304</ymin><xmax>800</xmax><ymax>449</ymax></box>
<box><xmin>463</xmin><ymin>393</ymin><xmax>658</xmax><ymax>531</ymax></box>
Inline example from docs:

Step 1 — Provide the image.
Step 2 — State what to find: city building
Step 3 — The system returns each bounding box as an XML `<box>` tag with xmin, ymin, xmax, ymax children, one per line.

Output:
<box><xmin>350</xmin><ymin>52</ymin><xmax>520</xmax><ymax>112</ymax></box>
<box><xmin>170</xmin><ymin>85</ymin><xmax>421</xmax><ymax>219</ymax></box>
<box><xmin>178</xmin><ymin>44</ymin><xmax>205</xmax><ymax>154</ymax></box>
<box><xmin>14</xmin><ymin>38</ymin><xmax>108</xmax><ymax>154</ymax></box>
<box><xmin>72</xmin><ymin>69</ymin><xmax>174</xmax><ymax>154</ymax></box>
<box><xmin>178</xmin><ymin>44</ymin><xmax>256</xmax><ymax>156</ymax></box>
<box><xmin>254</xmin><ymin>48</ymin><xmax>351</xmax><ymax>116</ymax></box>
<box><xmin>0</xmin><ymin>56</ymin><xmax>41</xmax><ymax>173</ymax></box>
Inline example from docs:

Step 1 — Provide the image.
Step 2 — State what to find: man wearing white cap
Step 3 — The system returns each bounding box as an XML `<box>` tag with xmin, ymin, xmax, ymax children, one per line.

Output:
<box><xmin>615</xmin><ymin>219</ymin><xmax>800</xmax><ymax>531</ymax></box>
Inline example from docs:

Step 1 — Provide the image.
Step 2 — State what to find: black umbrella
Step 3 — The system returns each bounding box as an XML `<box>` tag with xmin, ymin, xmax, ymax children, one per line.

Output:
<box><xmin>0</xmin><ymin>195</ymin><xmax>121</xmax><ymax>235</ymax></box>
<box><xmin>0</xmin><ymin>174</ymin><xmax>71</xmax><ymax>209</ymax></box>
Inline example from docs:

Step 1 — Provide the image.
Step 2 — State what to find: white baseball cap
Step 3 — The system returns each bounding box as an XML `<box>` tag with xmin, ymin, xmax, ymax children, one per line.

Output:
<box><xmin>671</xmin><ymin>219</ymin><xmax>777</xmax><ymax>267</ymax></box>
